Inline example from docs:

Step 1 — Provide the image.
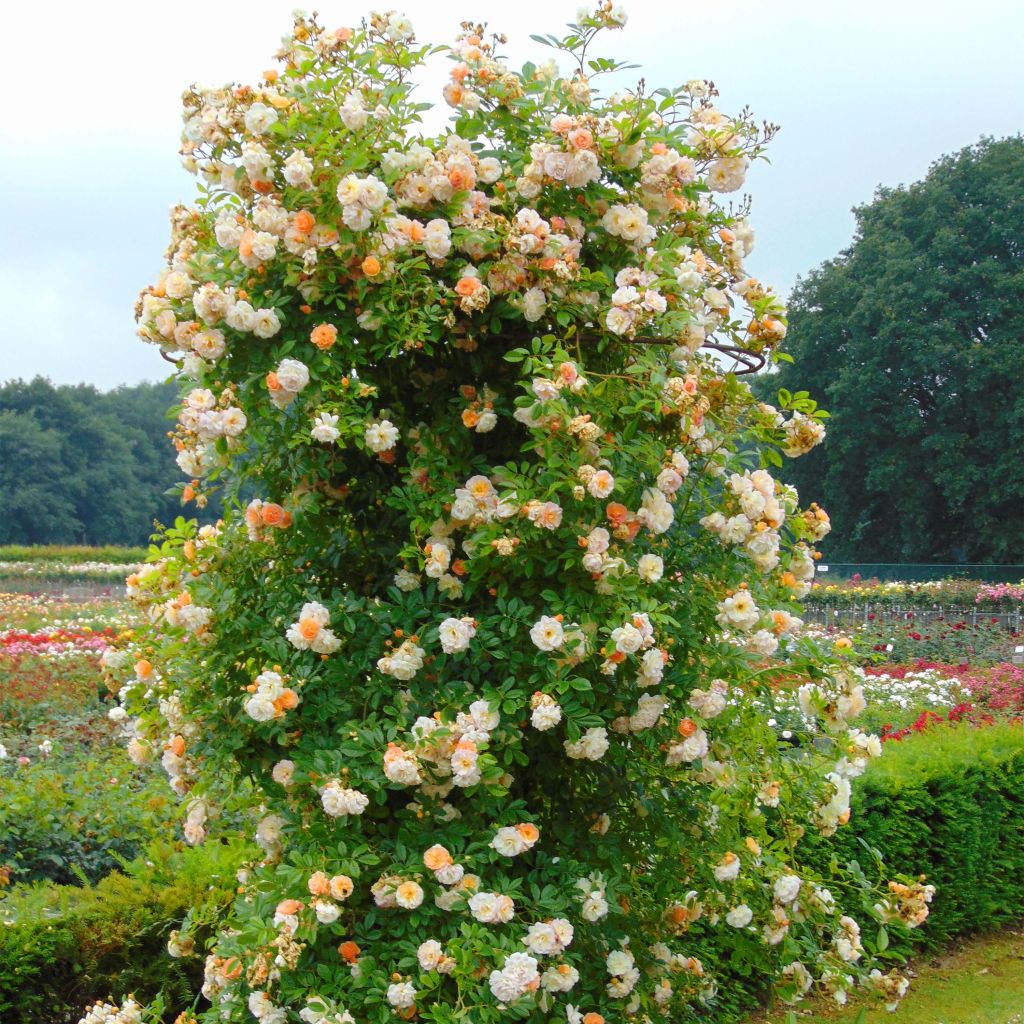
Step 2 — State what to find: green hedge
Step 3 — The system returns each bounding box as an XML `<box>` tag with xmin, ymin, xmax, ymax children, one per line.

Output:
<box><xmin>823</xmin><ymin>724</ymin><xmax>1024</xmax><ymax>945</ymax></box>
<box><xmin>0</xmin><ymin>545</ymin><xmax>148</xmax><ymax>565</ymax></box>
<box><xmin>0</xmin><ymin>840</ymin><xmax>247</xmax><ymax>1024</ymax></box>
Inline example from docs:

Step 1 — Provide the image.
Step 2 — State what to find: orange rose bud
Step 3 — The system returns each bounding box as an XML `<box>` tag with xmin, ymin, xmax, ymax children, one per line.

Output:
<box><xmin>678</xmin><ymin>717</ymin><xmax>697</xmax><ymax>737</ymax></box>
<box><xmin>294</xmin><ymin>210</ymin><xmax>316</xmax><ymax>234</ymax></box>
<box><xmin>361</xmin><ymin>255</ymin><xmax>381</xmax><ymax>277</ymax></box>
<box><xmin>338</xmin><ymin>940</ymin><xmax>361</xmax><ymax>963</ymax></box>
<box><xmin>606</xmin><ymin>502</ymin><xmax>629</xmax><ymax>526</ymax></box>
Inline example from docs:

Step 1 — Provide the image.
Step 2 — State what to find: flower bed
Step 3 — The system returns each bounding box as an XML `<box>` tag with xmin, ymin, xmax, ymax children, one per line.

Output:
<box><xmin>0</xmin><ymin>560</ymin><xmax>140</xmax><ymax>583</ymax></box>
<box><xmin>806</xmin><ymin>577</ymin><xmax>1024</xmax><ymax>612</ymax></box>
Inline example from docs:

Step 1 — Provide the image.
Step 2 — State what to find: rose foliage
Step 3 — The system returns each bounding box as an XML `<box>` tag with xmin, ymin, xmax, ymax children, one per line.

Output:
<box><xmin>97</xmin><ymin>8</ymin><xmax>928</xmax><ymax>1024</ymax></box>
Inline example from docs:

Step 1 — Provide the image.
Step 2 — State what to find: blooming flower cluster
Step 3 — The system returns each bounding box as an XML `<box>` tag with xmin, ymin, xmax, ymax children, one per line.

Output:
<box><xmin>104</xmin><ymin>8</ymin><xmax>927</xmax><ymax>1024</ymax></box>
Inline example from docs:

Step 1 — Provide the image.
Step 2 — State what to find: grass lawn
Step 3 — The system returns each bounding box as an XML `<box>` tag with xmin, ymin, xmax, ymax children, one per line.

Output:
<box><xmin>747</xmin><ymin>925</ymin><xmax>1024</xmax><ymax>1023</ymax></box>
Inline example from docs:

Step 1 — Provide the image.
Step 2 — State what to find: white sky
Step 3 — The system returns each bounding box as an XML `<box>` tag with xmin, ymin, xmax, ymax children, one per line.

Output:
<box><xmin>1</xmin><ymin>0</ymin><xmax>1021</xmax><ymax>389</ymax></box>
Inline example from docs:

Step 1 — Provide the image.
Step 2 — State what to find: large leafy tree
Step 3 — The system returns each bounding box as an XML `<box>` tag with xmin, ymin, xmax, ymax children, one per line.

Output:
<box><xmin>0</xmin><ymin>378</ymin><xmax>219</xmax><ymax>544</ymax></box>
<box><xmin>766</xmin><ymin>136</ymin><xmax>1024</xmax><ymax>562</ymax></box>
<box><xmin>0</xmin><ymin>408</ymin><xmax>81</xmax><ymax>543</ymax></box>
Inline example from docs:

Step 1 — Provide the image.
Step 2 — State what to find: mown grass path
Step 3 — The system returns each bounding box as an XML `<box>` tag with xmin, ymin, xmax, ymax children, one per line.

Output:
<box><xmin>747</xmin><ymin>925</ymin><xmax>1024</xmax><ymax>1023</ymax></box>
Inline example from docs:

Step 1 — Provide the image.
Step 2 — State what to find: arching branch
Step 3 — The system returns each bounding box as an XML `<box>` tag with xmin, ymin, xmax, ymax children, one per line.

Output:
<box><xmin>578</xmin><ymin>332</ymin><xmax>768</xmax><ymax>375</ymax></box>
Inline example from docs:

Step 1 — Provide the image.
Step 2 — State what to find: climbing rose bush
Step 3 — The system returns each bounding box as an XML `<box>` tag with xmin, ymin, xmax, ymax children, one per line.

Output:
<box><xmin>100</xmin><ymin>7</ymin><xmax>927</xmax><ymax>1023</ymax></box>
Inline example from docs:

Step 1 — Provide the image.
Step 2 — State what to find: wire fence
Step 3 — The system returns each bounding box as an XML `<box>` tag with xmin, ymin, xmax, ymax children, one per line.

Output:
<box><xmin>802</xmin><ymin>605</ymin><xmax>1023</xmax><ymax>632</ymax></box>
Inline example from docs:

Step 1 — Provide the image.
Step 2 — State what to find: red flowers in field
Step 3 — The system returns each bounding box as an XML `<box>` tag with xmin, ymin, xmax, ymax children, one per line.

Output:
<box><xmin>879</xmin><ymin>702</ymin><xmax>996</xmax><ymax>743</ymax></box>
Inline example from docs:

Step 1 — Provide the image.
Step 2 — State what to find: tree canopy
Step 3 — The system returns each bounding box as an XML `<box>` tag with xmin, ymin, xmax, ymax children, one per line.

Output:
<box><xmin>764</xmin><ymin>136</ymin><xmax>1024</xmax><ymax>563</ymax></box>
<box><xmin>0</xmin><ymin>378</ymin><xmax>219</xmax><ymax>546</ymax></box>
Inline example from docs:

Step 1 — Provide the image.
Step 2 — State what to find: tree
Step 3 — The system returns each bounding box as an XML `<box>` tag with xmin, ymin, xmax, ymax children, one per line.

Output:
<box><xmin>93</xmin><ymin>11</ymin><xmax>925</xmax><ymax>1024</ymax></box>
<box><xmin>0</xmin><ymin>409</ymin><xmax>81</xmax><ymax>543</ymax></box>
<box><xmin>766</xmin><ymin>137</ymin><xmax>1024</xmax><ymax>563</ymax></box>
<box><xmin>0</xmin><ymin>378</ymin><xmax>218</xmax><ymax>545</ymax></box>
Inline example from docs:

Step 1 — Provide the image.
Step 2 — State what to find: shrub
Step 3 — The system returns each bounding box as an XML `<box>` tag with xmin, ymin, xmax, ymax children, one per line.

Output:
<box><xmin>106</xmin><ymin>7</ymin><xmax>926</xmax><ymax>1023</ymax></box>
<box><xmin>0</xmin><ymin>745</ymin><xmax>176</xmax><ymax>885</ymax></box>
<box><xmin>821</xmin><ymin>724</ymin><xmax>1024</xmax><ymax>948</ymax></box>
<box><xmin>0</xmin><ymin>839</ymin><xmax>248</xmax><ymax>1024</ymax></box>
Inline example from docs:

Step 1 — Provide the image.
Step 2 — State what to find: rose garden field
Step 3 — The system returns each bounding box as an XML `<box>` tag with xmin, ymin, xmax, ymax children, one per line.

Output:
<box><xmin>1</xmin><ymin>7</ymin><xmax>1023</xmax><ymax>1024</ymax></box>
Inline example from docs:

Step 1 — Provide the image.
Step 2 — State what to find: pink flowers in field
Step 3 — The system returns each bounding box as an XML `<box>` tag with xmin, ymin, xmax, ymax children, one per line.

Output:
<box><xmin>959</xmin><ymin>663</ymin><xmax>1024</xmax><ymax>713</ymax></box>
<box><xmin>975</xmin><ymin>582</ymin><xmax>1024</xmax><ymax>605</ymax></box>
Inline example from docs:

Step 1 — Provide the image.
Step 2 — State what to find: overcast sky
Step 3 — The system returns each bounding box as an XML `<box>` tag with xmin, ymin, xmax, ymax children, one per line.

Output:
<box><xmin>2</xmin><ymin>0</ymin><xmax>1021</xmax><ymax>390</ymax></box>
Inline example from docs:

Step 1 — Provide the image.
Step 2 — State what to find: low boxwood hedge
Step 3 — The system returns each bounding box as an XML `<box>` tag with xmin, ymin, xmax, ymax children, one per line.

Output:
<box><xmin>820</xmin><ymin>724</ymin><xmax>1024</xmax><ymax>946</ymax></box>
<box><xmin>0</xmin><ymin>838</ymin><xmax>247</xmax><ymax>1024</ymax></box>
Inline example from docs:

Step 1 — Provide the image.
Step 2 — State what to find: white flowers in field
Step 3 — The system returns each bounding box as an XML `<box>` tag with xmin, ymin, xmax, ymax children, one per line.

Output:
<box><xmin>530</xmin><ymin>615</ymin><xmax>565</xmax><ymax>652</ymax></box>
<box><xmin>491</xmin><ymin>823</ymin><xmax>540</xmax><ymax>856</ymax></box>
<box><xmin>386</xmin><ymin>982</ymin><xmax>416</xmax><ymax>1009</ymax></box>
<box><xmin>377</xmin><ymin>638</ymin><xmax>426</xmax><ymax>680</ymax></box>
<box><xmin>268</xmin><ymin>358</ymin><xmax>309</xmax><ymax>409</ymax></box>
<box><xmin>311</xmin><ymin>411</ymin><xmax>340</xmax><ymax>443</ymax></box>
<box><xmin>524</xmin><ymin>918</ymin><xmax>574</xmax><ymax>955</ymax></box>
<box><xmin>530</xmin><ymin>692</ymin><xmax>563</xmax><ymax>730</ymax></box>
<box><xmin>244</xmin><ymin>670</ymin><xmax>299</xmax><ymax>722</ymax></box>
<box><xmin>78</xmin><ymin>999</ymin><xmax>143</xmax><ymax>1024</ymax></box>
<box><xmin>365</xmin><ymin>419</ymin><xmax>400</xmax><ymax>452</ymax></box>
<box><xmin>286</xmin><ymin>602</ymin><xmax>341</xmax><ymax>654</ymax></box>
<box><xmin>320</xmin><ymin>781</ymin><xmax>370</xmax><ymax>817</ymax></box>
<box><xmin>438</xmin><ymin>616</ymin><xmax>476</xmax><ymax>654</ymax></box>
<box><xmin>336</xmin><ymin>173</ymin><xmax>389</xmax><ymax>231</ymax></box>
<box><xmin>773</xmin><ymin>874</ymin><xmax>802</xmax><ymax>904</ymax></box>
<box><xmin>565</xmin><ymin>727</ymin><xmax>610</xmax><ymax>761</ymax></box>
<box><xmin>716</xmin><ymin>590</ymin><xmax>761</xmax><ymax>631</ymax></box>
<box><xmin>489</xmin><ymin>952</ymin><xmax>540</xmax><ymax>1003</ymax></box>
<box><xmin>469</xmin><ymin>891</ymin><xmax>516</xmax><ymax>924</ymax></box>
<box><xmin>726</xmin><ymin>904</ymin><xmax>753</xmax><ymax>928</ymax></box>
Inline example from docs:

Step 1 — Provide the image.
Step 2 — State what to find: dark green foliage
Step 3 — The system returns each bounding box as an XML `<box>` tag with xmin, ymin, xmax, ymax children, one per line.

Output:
<box><xmin>0</xmin><ymin>377</ymin><xmax>221</xmax><ymax>546</ymax></box>
<box><xmin>0</xmin><ymin>840</ymin><xmax>247</xmax><ymax>1024</ymax></box>
<box><xmin>763</xmin><ymin>136</ymin><xmax>1024</xmax><ymax>562</ymax></box>
<box><xmin>812</xmin><ymin>725</ymin><xmax>1024</xmax><ymax>951</ymax></box>
<box><xmin>0</xmin><ymin>743</ymin><xmax>178</xmax><ymax>886</ymax></box>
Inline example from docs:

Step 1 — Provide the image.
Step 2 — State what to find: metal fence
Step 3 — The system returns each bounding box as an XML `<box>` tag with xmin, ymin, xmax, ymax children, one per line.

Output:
<box><xmin>802</xmin><ymin>605</ymin><xmax>1023</xmax><ymax>632</ymax></box>
<box><xmin>815</xmin><ymin>563</ymin><xmax>1024</xmax><ymax>583</ymax></box>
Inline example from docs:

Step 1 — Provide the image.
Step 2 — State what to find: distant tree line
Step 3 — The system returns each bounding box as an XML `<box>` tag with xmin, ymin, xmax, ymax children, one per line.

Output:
<box><xmin>759</xmin><ymin>136</ymin><xmax>1024</xmax><ymax>564</ymax></box>
<box><xmin>0</xmin><ymin>378</ymin><xmax>219</xmax><ymax>547</ymax></box>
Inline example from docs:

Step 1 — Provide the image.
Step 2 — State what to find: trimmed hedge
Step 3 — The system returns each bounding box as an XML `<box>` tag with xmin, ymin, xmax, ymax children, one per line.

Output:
<box><xmin>0</xmin><ymin>839</ymin><xmax>247</xmax><ymax>1024</ymax></box>
<box><xmin>822</xmin><ymin>724</ymin><xmax>1024</xmax><ymax>946</ymax></box>
<box><xmin>0</xmin><ymin>545</ymin><xmax>147</xmax><ymax>565</ymax></box>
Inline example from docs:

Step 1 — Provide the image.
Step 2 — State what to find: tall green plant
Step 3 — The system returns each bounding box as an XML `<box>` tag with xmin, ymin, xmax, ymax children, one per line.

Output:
<box><xmin>99</xmin><ymin>8</ymin><xmax>925</xmax><ymax>1024</ymax></box>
